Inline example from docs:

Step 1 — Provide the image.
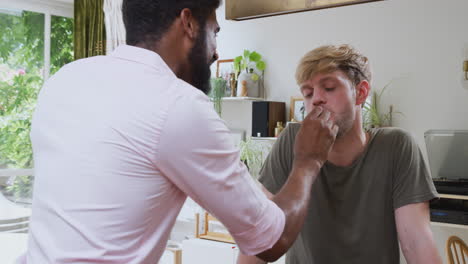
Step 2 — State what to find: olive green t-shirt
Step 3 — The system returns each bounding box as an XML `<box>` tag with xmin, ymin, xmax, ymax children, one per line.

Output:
<box><xmin>259</xmin><ymin>123</ymin><xmax>438</xmax><ymax>264</ymax></box>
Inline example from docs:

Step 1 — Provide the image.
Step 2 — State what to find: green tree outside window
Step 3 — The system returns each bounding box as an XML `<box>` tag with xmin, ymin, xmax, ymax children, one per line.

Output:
<box><xmin>0</xmin><ymin>10</ymin><xmax>73</xmax><ymax>200</ymax></box>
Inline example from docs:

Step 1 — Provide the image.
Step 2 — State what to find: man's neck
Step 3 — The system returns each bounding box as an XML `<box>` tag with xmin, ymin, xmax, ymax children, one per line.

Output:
<box><xmin>134</xmin><ymin>22</ymin><xmax>189</xmax><ymax>81</ymax></box>
<box><xmin>328</xmin><ymin>121</ymin><xmax>369</xmax><ymax>167</ymax></box>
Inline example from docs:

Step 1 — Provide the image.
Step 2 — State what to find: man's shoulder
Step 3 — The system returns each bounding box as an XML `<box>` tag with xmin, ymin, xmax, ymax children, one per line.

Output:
<box><xmin>370</xmin><ymin>127</ymin><xmax>419</xmax><ymax>157</ymax></box>
<box><xmin>373</xmin><ymin>127</ymin><xmax>415</xmax><ymax>143</ymax></box>
<box><xmin>50</xmin><ymin>55</ymin><xmax>105</xmax><ymax>76</ymax></box>
<box><xmin>273</xmin><ymin>122</ymin><xmax>301</xmax><ymax>151</ymax></box>
<box><xmin>65</xmin><ymin>55</ymin><xmax>109</xmax><ymax>70</ymax></box>
<box><xmin>175</xmin><ymin>79</ymin><xmax>209</xmax><ymax>100</ymax></box>
<box><xmin>284</xmin><ymin>122</ymin><xmax>301</xmax><ymax>138</ymax></box>
<box><xmin>165</xmin><ymin>80</ymin><xmax>212</xmax><ymax>118</ymax></box>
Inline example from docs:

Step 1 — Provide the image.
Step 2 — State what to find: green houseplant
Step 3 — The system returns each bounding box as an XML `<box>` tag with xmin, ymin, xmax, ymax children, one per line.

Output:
<box><xmin>362</xmin><ymin>80</ymin><xmax>402</xmax><ymax>130</ymax></box>
<box><xmin>233</xmin><ymin>50</ymin><xmax>266</xmax><ymax>81</ymax></box>
<box><xmin>209</xmin><ymin>77</ymin><xmax>226</xmax><ymax>116</ymax></box>
<box><xmin>239</xmin><ymin>138</ymin><xmax>266</xmax><ymax>179</ymax></box>
<box><xmin>233</xmin><ymin>50</ymin><xmax>266</xmax><ymax>97</ymax></box>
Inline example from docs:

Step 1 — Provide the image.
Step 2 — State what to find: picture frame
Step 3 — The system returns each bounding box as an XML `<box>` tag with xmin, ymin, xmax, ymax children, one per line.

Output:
<box><xmin>195</xmin><ymin>212</ymin><xmax>235</xmax><ymax>244</ymax></box>
<box><xmin>216</xmin><ymin>59</ymin><xmax>235</xmax><ymax>96</ymax></box>
<box><xmin>226</xmin><ymin>0</ymin><xmax>383</xmax><ymax>20</ymax></box>
<box><xmin>216</xmin><ymin>59</ymin><xmax>234</xmax><ymax>78</ymax></box>
<box><xmin>290</xmin><ymin>96</ymin><xmax>306</xmax><ymax>122</ymax></box>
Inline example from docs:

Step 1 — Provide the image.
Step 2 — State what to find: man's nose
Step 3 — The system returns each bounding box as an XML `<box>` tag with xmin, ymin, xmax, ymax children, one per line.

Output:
<box><xmin>312</xmin><ymin>89</ymin><xmax>326</xmax><ymax>106</ymax></box>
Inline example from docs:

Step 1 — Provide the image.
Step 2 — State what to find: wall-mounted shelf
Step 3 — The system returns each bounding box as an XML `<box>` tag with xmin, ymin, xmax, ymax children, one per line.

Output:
<box><xmin>438</xmin><ymin>194</ymin><xmax>468</xmax><ymax>200</ymax></box>
<box><xmin>210</xmin><ymin>97</ymin><xmax>264</xmax><ymax>102</ymax></box>
<box><xmin>430</xmin><ymin>193</ymin><xmax>468</xmax><ymax>229</ymax></box>
<box><xmin>222</xmin><ymin>97</ymin><xmax>264</xmax><ymax>101</ymax></box>
<box><xmin>431</xmin><ymin>222</ymin><xmax>468</xmax><ymax>230</ymax></box>
<box><xmin>251</xmin><ymin>137</ymin><xmax>277</xmax><ymax>141</ymax></box>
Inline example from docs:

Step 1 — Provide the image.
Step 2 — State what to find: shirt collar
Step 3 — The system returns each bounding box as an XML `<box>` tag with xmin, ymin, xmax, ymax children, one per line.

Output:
<box><xmin>110</xmin><ymin>44</ymin><xmax>176</xmax><ymax>77</ymax></box>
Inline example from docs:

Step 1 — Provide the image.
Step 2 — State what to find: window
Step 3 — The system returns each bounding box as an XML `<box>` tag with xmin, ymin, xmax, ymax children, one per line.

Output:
<box><xmin>0</xmin><ymin>3</ymin><xmax>73</xmax><ymax>205</ymax></box>
<box><xmin>50</xmin><ymin>14</ymin><xmax>74</xmax><ymax>75</ymax></box>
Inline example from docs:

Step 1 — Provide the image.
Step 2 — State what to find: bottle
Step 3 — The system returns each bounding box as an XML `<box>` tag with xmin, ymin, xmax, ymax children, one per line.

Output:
<box><xmin>239</xmin><ymin>80</ymin><xmax>248</xmax><ymax>97</ymax></box>
<box><xmin>229</xmin><ymin>73</ymin><xmax>237</xmax><ymax>97</ymax></box>
<box><xmin>274</xmin><ymin>122</ymin><xmax>284</xmax><ymax>137</ymax></box>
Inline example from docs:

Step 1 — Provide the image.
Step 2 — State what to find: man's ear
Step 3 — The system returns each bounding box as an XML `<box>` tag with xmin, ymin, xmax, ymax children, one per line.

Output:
<box><xmin>179</xmin><ymin>8</ymin><xmax>199</xmax><ymax>40</ymax></box>
<box><xmin>355</xmin><ymin>80</ymin><xmax>370</xmax><ymax>106</ymax></box>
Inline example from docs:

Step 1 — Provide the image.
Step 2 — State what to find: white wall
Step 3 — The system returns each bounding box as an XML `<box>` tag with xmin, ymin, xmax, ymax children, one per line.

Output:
<box><xmin>215</xmin><ymin>0</ymin><xmax>468</xmax><ymax>156</ymax></box>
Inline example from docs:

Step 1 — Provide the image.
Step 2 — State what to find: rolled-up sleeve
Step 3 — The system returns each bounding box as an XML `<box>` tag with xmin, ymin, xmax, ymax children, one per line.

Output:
<box><xmin>155</xmin><ymin>85</ymin><xmax>285</xmax><ymax>256</ymax></box>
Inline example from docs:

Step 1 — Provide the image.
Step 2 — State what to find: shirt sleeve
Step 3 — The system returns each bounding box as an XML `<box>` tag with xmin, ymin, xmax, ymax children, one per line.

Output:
<box><xmin>155</xmin><ymin>87</ymin><xmax>285</xmax><ymax>256</ymax></box>
<box><xmin>391</xmin><ymin>128</ymin><xmax>439</xmax><ymax>209</ymax></box>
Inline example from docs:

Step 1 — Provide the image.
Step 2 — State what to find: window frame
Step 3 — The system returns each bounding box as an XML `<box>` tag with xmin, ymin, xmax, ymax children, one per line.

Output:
<box><xmin>0</xmin><ymin>0</ymin><xmax>73</xmax><ymax>178</ymax></box>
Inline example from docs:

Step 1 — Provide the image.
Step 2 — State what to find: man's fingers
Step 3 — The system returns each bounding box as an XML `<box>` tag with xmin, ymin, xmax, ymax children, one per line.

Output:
<box><xmin>307</xmin><ymin>106</ymin><xmax>323</xmax><ymax>119</ymax></box>
<box><xmin>303</xmin><ymin>107</ymin><xmax>337</xmax><ymax>137</ymax></box>
<box><xmin>331</xmin><ymin>124</ymin><xmax>339</xmax><ymax>138</ymax></box>
<box><xmin>320</xmin><ymin>111</ymin><xmax>330</xmax><ymax>122</ymax></box>
<box><xmin>323</xmin><ymin>119</ymin><xmax>333</xmax><ymax>130</ymax></box>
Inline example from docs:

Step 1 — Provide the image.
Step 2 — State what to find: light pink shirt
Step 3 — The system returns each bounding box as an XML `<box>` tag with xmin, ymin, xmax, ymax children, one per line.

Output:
<box><xmin>24</xmin><ymin>45</ymin><xmax>285</xmax><ymax>263</ymax></box>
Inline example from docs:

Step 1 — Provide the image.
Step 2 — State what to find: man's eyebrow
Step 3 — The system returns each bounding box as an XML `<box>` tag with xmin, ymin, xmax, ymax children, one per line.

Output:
<box><xmin>318</xmin><ymin>77</ymin><xmax>337</xmax><ymax>84</ymax></box>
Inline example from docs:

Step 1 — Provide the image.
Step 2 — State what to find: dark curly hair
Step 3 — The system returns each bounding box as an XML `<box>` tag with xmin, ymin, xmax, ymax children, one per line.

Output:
<box><xmin>123</xmin><ymin>0</ymin><xmax>221</xmax><ymax>46</ymax></box>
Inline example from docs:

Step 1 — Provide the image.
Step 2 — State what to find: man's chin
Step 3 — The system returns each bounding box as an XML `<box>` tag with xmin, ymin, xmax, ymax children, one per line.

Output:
<box><xmin>334</xmin><ymin>120</ymin><xmax>354</xmax><ymax>139</ymax></box>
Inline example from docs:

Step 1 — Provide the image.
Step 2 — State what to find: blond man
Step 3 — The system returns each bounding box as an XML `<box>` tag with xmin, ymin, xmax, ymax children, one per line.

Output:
<box><xmin>238</xmin><ymin>45</ymin><xmax>442</xmax><ymax>264</ymax></box>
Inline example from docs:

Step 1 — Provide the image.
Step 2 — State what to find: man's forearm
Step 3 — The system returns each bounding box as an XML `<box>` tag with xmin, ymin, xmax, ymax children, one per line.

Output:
<box><xmin>236</xmin><ymin>185</ymin><xmax>274</xmax><ymax>264</ymax></box>
<box><xmin>396</xmin><ymin>203</ymin><xmax>443</xmax><ymax>264</ymax></box>
<box><xmin>400</xmin><ymin>226</ymin><xmax>442</xmax><ymax>264</ymax></box>
<box><xmin>401</xmin><ymin>237</ymin><xmax>442</xmax><ymax>264</ymax></box>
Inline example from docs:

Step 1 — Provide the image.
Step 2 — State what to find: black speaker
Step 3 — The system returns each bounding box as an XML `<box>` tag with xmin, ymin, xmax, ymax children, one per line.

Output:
<box><xmin>252</xmin><ymin>101</ymin><xmax>285</xmax><ymax>137</ymax></box>
<box><xmin>430</xmin><ymin>198</ymin><xmax>468</xmax><ymax>225</ymax></box>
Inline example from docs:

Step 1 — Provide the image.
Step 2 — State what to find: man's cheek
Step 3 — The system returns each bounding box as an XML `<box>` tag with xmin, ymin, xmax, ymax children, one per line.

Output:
<box><xmin>304</xmin><ymin>101</ymin><xmax>313</xmax><ymax>114</ymax></box>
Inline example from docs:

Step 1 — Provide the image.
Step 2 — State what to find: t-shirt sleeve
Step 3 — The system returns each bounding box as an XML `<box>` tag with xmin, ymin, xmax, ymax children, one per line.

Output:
<box><xmin>155</xmin><ymin>87</ymin><xmax>285</xmax><ymax>256</ymax></box>
<box><xmin>258</xmin><ymin>123</ymin><xmax>297</xmax><ymax>194</ymax></box>
<box><xmin>391</xmin><ymin>129</ymin><xmax>439</xmax><ymax>209</ymax></box>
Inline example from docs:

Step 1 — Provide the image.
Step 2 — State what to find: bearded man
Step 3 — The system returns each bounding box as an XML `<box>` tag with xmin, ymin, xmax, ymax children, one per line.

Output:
<box><xmin>22</xmin><ymin>1</ymin><xmax>340</xmax><ymax>263</ymax></box>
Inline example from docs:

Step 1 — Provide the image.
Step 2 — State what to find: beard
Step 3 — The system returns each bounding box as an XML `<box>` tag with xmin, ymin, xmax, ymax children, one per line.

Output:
<box><xmin>334</xmin><ymin>110</ymin><xmax>355</xmax><ymax>138</ymax></box>
<box><xmin>187</xmin><ymin>28</ymin><xmax>212</xmax><ymax>95</ymax></box>
<box><xmin>305</xmin><ymin>105</ymin><xmax>356</xmax><ymax>138</ymax></box>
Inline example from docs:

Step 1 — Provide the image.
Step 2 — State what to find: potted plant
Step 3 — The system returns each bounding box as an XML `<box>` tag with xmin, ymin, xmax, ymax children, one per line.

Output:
<box><xmin>233</xmin><ymin>50</ymin><xmax>266</xmax><ymax>98</ymax></box>
<box><xmin>209</xmin><ymin>77</ymin><xmax>227</xmax><ymax>116</ymax></box>
<box><xmin>362</xmin><ymin>80</ymin><xmax>402</xmax><ymax>130</ymax></box>
<box><xmin>239</xmin><ymin>138</ymin><xmax>266</xmax><ymax>179</ymax></box>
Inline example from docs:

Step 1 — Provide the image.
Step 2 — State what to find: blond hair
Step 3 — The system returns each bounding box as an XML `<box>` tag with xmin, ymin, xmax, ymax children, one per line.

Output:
<box><xmin>295</xmin><ymin>44</ymin><xmax>371</xmax><ymax>86</ymax></box>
